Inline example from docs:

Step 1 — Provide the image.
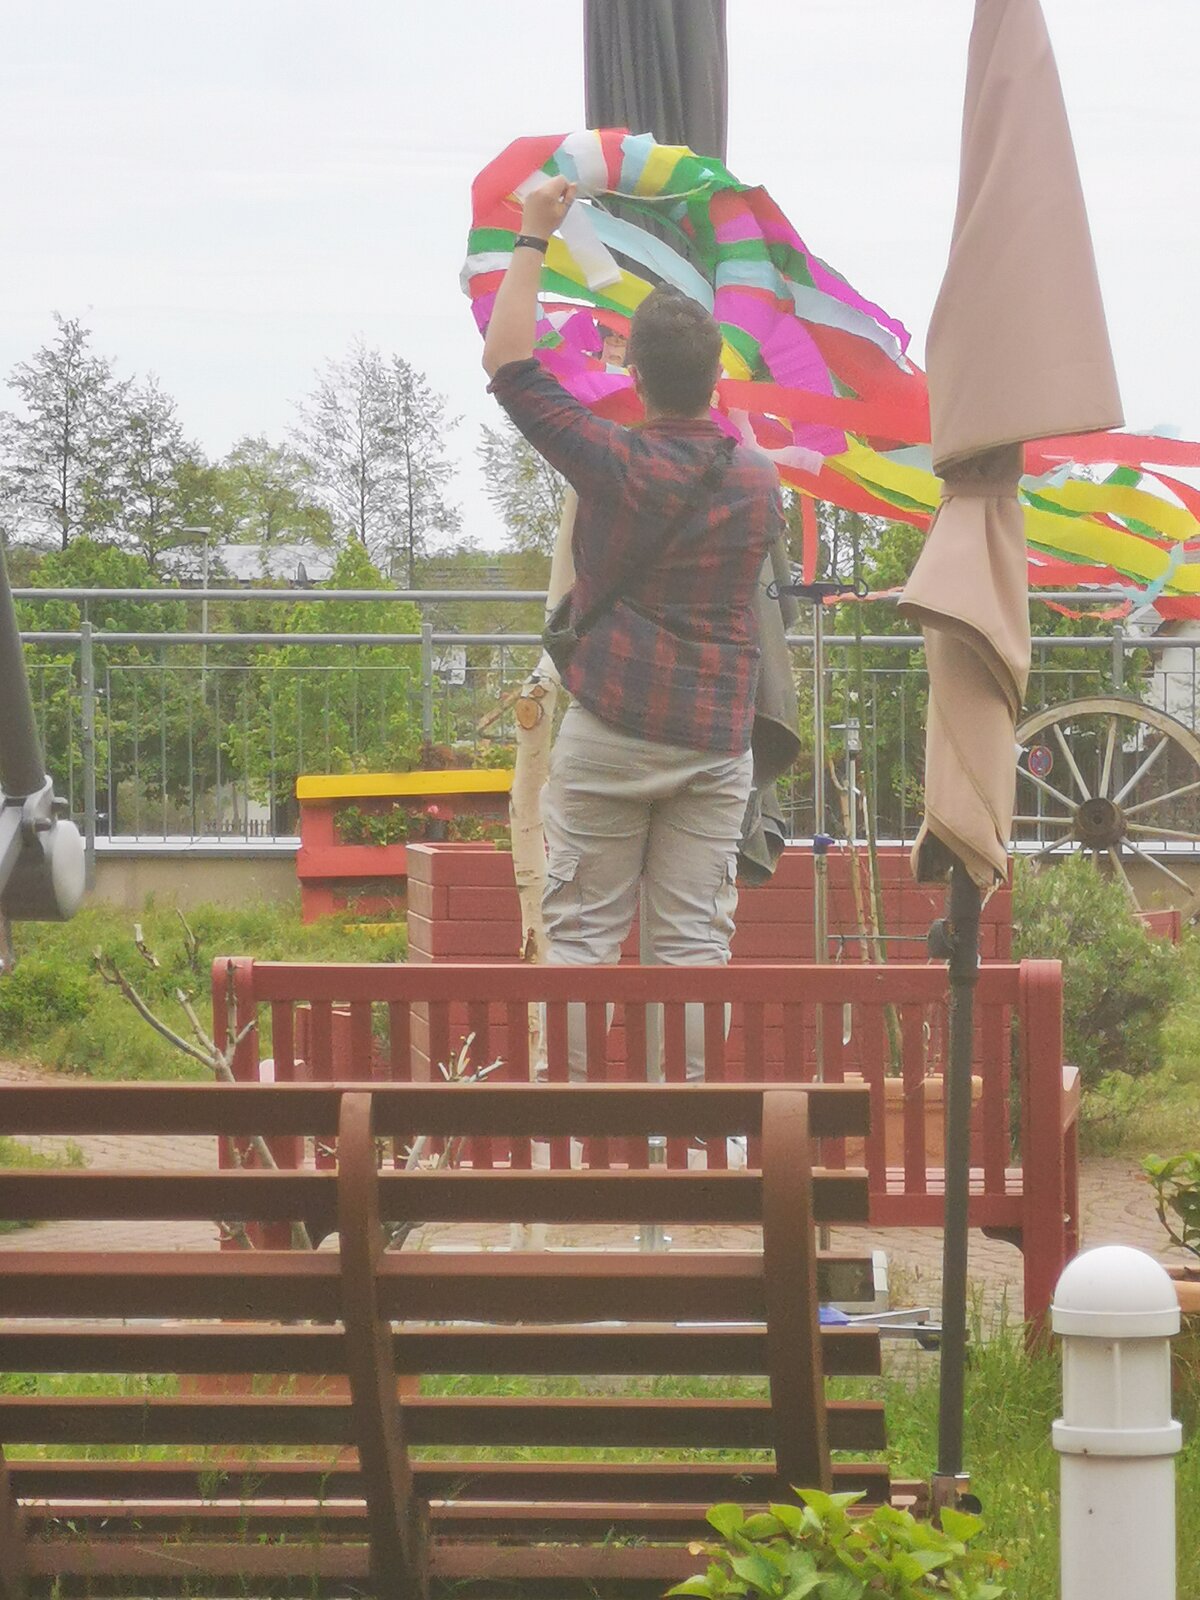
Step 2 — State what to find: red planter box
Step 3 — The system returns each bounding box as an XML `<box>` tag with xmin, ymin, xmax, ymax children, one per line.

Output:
<box><xmin>405</xmin><ymin>842</ymin><xmax>1011</xmax><ymax>963</ymax></box>
<box><xmin>404</xmin><ymin>842</ymin><xmax>1011</xmax><ymax>1082</ymax></box>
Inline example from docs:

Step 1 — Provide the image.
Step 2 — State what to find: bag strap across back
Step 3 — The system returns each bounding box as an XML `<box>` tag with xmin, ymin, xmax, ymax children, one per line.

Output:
<box><xmin>565</xmin><ymin>435</ymin><xmax>736</xmax><ymax>644</ymax></box>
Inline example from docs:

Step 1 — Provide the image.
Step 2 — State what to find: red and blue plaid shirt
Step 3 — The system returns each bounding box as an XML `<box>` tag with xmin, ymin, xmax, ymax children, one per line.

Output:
<box><xmin>489</xmin><ymin>359</ymin><xmax>782</xmax><ymax>755</ymax></box>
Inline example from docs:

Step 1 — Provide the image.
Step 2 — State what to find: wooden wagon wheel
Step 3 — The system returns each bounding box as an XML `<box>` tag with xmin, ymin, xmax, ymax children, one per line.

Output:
<box><xmin>1014</xmin><ymin>695</ymin><xmax>1200</xmax><ymax>921</ymax></box>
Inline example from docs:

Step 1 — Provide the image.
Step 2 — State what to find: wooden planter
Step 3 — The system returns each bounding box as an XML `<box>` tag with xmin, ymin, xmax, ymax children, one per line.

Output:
<box><xmin>844</xmin><ymin>1074</ymin><xmax>985</xmax><ymax>1168</ymax></box>
<box><xmin>1168</xmin><ymin>1264</ymin><xmax>1200</xmax><ymax>1317</ymax></box>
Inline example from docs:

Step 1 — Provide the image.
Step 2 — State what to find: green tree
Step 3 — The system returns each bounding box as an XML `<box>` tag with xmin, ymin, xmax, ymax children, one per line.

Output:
<box><xmin>293</xmin><ymin>342</ymin><xmax>460</xmax><ymax>582</ymax></box>
<box><xmin>237</xmin><ymin>542</ymin><xmax>424</xmax><ymax>816</ymax></box>
<box><xmin>219</xmin><ymin>435</ymin><xmax>333</xmax><ymax>551</ymax></box>
<box><xmin>478</xmin><ymin>419</ymin><xmax>565</xmax><ymax>579</ymax></box>
<box><xmin>386</xmin><ymin>355</ymin><xmax>462</xmax><ymax>587</ymax></box>
<box><xmin>102</xmin><ymin>377</ymin><xmax>197</xmax><ymax>574</ymax></box>
<box><xmin>17</xmin><ymin>539</ymin><xmax>194</xmax><ymax>827</ymax></box>
<box><xmin>1</xmin><ymin>315</ymin><xmax>129</xmax><ymax>549</ymax></box>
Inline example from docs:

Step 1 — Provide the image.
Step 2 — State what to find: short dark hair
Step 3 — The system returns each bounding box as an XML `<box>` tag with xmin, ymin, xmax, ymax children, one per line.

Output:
<box><xmin>626</xmin><ymin>285</ymin><xmax>722</xmax><ymax>415</ymax></box>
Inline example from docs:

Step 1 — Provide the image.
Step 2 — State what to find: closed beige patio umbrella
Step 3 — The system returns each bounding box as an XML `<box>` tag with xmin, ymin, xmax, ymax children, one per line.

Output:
<box><xmin>898</xmin><ymin>0</ymin><xmax>1122</xmax><ymax>1509</ymax></box>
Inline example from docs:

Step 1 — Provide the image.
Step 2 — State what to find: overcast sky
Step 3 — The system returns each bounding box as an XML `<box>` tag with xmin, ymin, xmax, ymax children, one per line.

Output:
<box><xmin>1</xmin><ymin>0</ymin><xmax>1196</xmax><ymax>550</ymax></box>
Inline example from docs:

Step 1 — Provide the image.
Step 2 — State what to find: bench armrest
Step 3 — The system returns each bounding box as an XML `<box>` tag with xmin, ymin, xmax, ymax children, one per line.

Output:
<box><xmin>1060</xmin><ymin>1063</ymin><xmax>1081</xmax><ymax>1132</ymax></box>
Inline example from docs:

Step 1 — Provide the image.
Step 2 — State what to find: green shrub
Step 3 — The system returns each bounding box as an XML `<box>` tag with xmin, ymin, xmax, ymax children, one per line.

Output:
<box><xmin>0</xmin><ymin>957</ymin><xmax>92</xmax><ymax>1047</ymax></box>
<box><xmin>0</xmin><ymin>900</ymin><xmax>407</xmax><ymax>1080</ymax></box>
<box><xmin>671</xmin><ymin>1492</ymin><xmax>1008</xmax><ymax>1600</ymax></box>
<box><xmin>1012</xmin><ymin>856</ymin><xmax>1184</xmax><ymax>1086</ymax></box>
<box><xmin>1142</xmin><ymin>1150</ymin><xmax>1200</xmax><ymax>1262</ymax></box>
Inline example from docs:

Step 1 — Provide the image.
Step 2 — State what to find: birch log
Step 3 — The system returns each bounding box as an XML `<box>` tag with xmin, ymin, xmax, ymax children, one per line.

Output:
<box><xmin>509</xmin><ymin>486</ymin><xmax>577</xmax><ymax>964</ymax></box>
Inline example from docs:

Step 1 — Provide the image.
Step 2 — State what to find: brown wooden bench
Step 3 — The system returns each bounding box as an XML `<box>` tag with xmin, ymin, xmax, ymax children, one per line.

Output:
<box><xmin>0</xmin><ymin>1080</ymin><xmax>913</xmax><ymax>1599</ymax></box>
<box><xmin>216</xmin><ymin>958</ymin><xmax>1079</xmax><ymax>1325</ymax></box>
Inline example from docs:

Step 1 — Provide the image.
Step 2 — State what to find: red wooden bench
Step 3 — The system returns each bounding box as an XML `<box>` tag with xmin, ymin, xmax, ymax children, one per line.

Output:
<box><xmin>215</xmin><ymin>958</ymin><xmax>1078</xmax><ymax>1326</ymax></box>
<box><xmin>0</xmin><ymin>1079</ymin><xmax>910</xmax><ymax>1598</ymax></box>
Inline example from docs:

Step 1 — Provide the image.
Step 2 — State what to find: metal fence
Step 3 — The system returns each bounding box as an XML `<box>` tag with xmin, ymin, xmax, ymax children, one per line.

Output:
<box><xmin>16</xmin><ymin>587</ymin><xmax>1200</xmax><ymax>864</ymax></box>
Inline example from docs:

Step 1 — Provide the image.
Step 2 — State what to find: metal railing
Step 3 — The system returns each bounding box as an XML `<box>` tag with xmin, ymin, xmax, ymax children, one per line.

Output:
<box><xmin>15</xmin><ymin>587</ymin><xmax>1198</xmax><ymax>868</ymax></box>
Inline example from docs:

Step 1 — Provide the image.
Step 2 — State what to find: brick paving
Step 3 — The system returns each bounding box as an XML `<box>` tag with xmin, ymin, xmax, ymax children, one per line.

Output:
<box><xmin>3</xmin><ymin>1057</ymin><xmax>1192</xmax><ymax>1315</ymax></box>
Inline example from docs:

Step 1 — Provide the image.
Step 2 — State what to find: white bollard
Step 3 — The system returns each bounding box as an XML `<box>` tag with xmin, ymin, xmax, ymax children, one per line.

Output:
<box><xmin>1052</xmin><ymin>1245</ymin><xmax>1182</xmax><ymax>1600</ymax></box>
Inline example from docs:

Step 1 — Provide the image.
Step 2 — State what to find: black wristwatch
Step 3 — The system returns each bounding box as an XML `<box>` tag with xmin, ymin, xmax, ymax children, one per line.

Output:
<box><xmin>512</xmin><ymin>234</ymin><xmax>549</xmax><ymax>254</ymax></box>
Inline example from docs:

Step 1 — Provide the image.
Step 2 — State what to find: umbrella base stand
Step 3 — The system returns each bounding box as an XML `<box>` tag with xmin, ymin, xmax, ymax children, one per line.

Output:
<box><xmin>931</xmin><ymin>1473</ymin><xmax>977</xmax><ymax>1516</ymax></box>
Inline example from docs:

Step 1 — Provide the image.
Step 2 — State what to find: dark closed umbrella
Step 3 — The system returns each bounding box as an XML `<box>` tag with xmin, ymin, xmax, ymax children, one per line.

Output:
<box><xmin>585</xmin><ymin>0</ymin><xmax>727</xmax><ymax>161</ymax></box>
<box><xmin>899</xmin><ymin>0</ymin><xmax>1123</xmax><ymax>1509</ymax></box>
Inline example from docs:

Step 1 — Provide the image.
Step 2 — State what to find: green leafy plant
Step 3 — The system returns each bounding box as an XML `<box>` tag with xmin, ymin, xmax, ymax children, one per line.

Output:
<box><xmin>1143</xmin><ymin>1151</ymin><xmax>1200</xmax><ymax>1263</ymax></box>
<box><xmin>334</xmin><ymin>803</ymin><xmax>411</xmax><ymax>848</ymax></box>
<box><xmin>1012</xmin><ymin>856</ymin><xmax>1184</xmax><ymax>1086</ymax></box>
<box><xmin>671</xmin><ymin>1491</ymin><xmax>1007</xmax><ymax>1600</ymax></box>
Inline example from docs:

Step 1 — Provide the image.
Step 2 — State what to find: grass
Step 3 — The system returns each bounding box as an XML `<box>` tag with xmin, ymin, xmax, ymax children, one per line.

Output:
<box><xmin>0</xmin><ymin>898</ymin><xmax>406</xmax><ymax>1080</ymax></box>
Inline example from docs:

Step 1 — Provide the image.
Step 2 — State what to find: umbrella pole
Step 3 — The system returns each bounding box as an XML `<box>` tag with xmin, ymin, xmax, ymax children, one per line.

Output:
<box><xmin>931</xmin><ymin>858</ymin><xmax>981</xmax><ymax>1515</ymax></box>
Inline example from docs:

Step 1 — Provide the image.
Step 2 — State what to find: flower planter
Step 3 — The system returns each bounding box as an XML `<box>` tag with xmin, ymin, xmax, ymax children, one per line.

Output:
<box><xmin>844</xmin><ymin>1074</ymin><xmax>985</xmax><ymax>1168</ymax></box>
<box><xmin>296</xmin><ymin>768</ymin><xmax>512</xmax><ymax>922</ymax></box>
<box><xmin>1167</xmin><ymin>1264</ymin><xmax>1200</xmax><ymax>1317</ymax></box>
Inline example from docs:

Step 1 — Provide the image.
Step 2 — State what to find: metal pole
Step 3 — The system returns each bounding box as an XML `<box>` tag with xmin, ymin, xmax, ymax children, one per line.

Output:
<box><xmin>420</xmin><ymin>620</ymin><xmax>435</xmax><ymax>744</ymax></box>
<box><xmin>80</xmin><ymin>624</ymin><xmax>96</xmax><ymax>889</ymax></box>
<box><xmin>931</xmin><ymin>860</ymin><xmax>981</xmax><ymax>1515</ymax></box>
<box><xmin>812</xmin><ymin>598</ymin><xmax>828</xmax><ymax>1069</ymax></box>
<box><xmin>0</xmin><ymin>549</ymin><xmax>47</xmax><ymax>800</ymax></box>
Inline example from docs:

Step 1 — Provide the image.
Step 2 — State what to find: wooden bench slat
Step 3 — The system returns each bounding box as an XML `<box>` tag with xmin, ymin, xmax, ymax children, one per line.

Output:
<box><xmin>0</xmin><ymin>1392</ymin><xmax>883</xmax><ymax>1449</ymax></box>
<box><xmin>0</xmin><ymin>1167</ymin><xmax>869</xmax><ymax>1225</ymax></box>
<box><xmin>0</xmin><ymin>1250</ymin><xmax>878</xmax><ymax>1326</ymax></box>
<box><xmin>27</xmin><ymin>1541</ymin><xmax>369</xmax><ymax>1580</ymax></box>
<box><xmin>0</xmin><ymin>1081</ymin><xmax>870</xmax><ymax>1139</ymax></box>
<box><xmin>8</xmin><ymin>1407</ymin><xmax>887</xmax><ymax>1497</ymax></box>
<box><xmin>0</xmin><ymin>1317</ymin><xmax>879</xmax><ymax>1377</ymax></box>
<box><xmin>19</xmin><ymin>1459</ymin><xmax>893</xmax><ymax>1527</ymax></box>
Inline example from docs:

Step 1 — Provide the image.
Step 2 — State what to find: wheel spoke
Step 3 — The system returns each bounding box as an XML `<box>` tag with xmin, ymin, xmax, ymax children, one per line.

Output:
<box><xmin>1013</xmin><ymin>814</ymin><xmax>1073</xmax><ymax>827</ymax></box>
<box><xmin>1123</xmin><ymin>776</ymin><xmax>1200</xmax><ymax>817</ymax></box>
<box><xmin>1125</xmin><ymin>822</ymin><xmax>1200</xmax><ymax>844</ymax></box>
<box><xmin>1122</xmin><ymin>841</ymin><xmax>1193</xmax><ymax>890</ymax></box>
<box><xmin>1033</xmin><ymin>835</ymin><xmax>1075</xmax><ymax>863</ymax></box>
<box><xmin>1052</xmin><ymin>722</ymin><xmax>1092</xmax><ymax>801</ymax></box>
<box><xmin>1099</xmin><ymin>716</ymin><xmax>1119</xmax><ymax>798</ymax></box>
<box><xmin>1112</xmin><ymin>734</ymin><xmax>1170</xmax><ymax>807</ymax></box>
<box><xmin>1107</xmin><ymin>848</ymin><xmax>1139</xmax><ymax>906</ymax></box>
<box><xmin>1018</xmin><ymin>766</ymin><xmax>1077</xmax><ymax>812</ymax></box>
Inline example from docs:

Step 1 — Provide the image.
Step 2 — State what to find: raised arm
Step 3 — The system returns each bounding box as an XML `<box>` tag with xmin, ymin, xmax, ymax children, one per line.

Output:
<box><xmin>481</xmin><ymin>176</ymin><xmax>577</xmax><ymax>378</ymax></box>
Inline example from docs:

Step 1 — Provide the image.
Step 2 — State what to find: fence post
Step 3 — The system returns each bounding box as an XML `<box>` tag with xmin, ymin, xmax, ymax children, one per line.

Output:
<box><xmin>79</xmin><ymin>622</ymin><xmax>96</xmax><ymax>890</ymax></box>
<box><xmin>1053</xmin><ymin>1244</ymin><xmax>1181</xmax><ymax>1600</ymax></box>
<box><xmin>1111</xmin><ymin>620</ymin><xmax>1125</xmax><ymax>690</ymax></box>
<box><xmin>421</xmin><ymin>620</ymin><xmax>434</xmax><ymax>744</ymax></box>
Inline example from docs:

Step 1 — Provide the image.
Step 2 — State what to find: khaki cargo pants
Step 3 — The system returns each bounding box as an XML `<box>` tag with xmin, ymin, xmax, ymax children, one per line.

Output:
<box><xmin>542</xmin><ymin>703</ymin><xmax>753</xmax><ymax>1083</ymax></box>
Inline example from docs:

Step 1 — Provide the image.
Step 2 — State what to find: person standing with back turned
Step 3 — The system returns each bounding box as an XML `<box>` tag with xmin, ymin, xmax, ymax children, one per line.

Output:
<box><xmin>483</xmin><ymin>176</ymin><xmax>783</xmax><ymax>1078</ymax></box>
